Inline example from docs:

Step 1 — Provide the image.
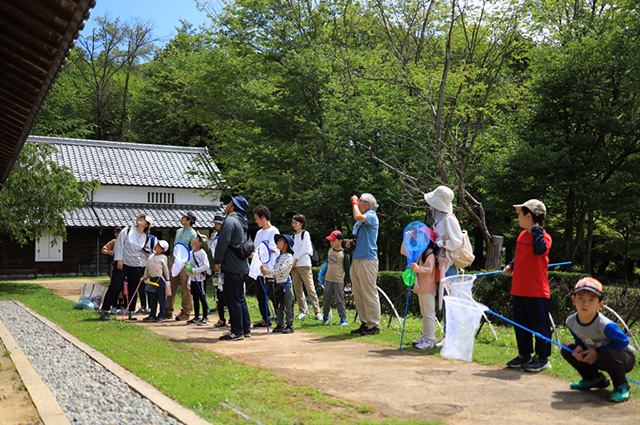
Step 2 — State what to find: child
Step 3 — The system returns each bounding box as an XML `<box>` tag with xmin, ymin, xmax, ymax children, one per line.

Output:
<box><xmin>401</xmin><ymin>234</ymin><xmax>438</xmax><ymax>350</ymax></box>
<box><xmin>321</xmin><ymin>230</ymin><xmax>350</xmax><ymax>326</ymax></box>
<box><xmin>262</xmin><ymin>234</ymin><xmax>295</xmax><ymax>334</ymax></box>
<box><xmin>562</xmin><ymin>277</ymin><xmax>635</xmax><ymax>403</ymax></box>
<box><xmin>141</xmin><ymin>240</ymin><xmax>170</xmax><ymax>322</ymax></box>
<box><xmin>504</xmin><ymin>199</ymin><xmax>553</xmax><ymax>372</ymax></box>
<box><xmin>187</xmin><ymin>233</ymin><xmax>211</xmax><ymax>326</ymax></box>
<box><xmin>210</xmin><ymin>215</ymin><xmax>228</xmax><ymax>327</ymax></box>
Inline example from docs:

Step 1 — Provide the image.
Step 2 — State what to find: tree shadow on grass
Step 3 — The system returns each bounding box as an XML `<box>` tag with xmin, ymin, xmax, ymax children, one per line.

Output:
<box><xmin>0</xmin><ymin>281</ymin><xmax>45</xmax><ymax>298</ymax></box>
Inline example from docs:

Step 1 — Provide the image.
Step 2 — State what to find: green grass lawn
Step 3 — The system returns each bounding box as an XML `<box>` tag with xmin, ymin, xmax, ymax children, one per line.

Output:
<box><xmin>1</xmin><ymin>279</ymin><xmax>638</xmax><ymax>424</ymax></box>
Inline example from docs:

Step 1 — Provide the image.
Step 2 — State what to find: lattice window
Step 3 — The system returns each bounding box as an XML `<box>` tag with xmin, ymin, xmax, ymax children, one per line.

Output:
<box><xmin>147</xmin><ymin>192</ymin><xmax>175</xmax><ymax>204</ymax></box>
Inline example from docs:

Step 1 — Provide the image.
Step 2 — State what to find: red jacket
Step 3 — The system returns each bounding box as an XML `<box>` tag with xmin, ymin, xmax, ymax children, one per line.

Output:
<box><xmin>511</xmin><ymin>227</ymin><xmax>552</xmax><ymax>298</ymax></box>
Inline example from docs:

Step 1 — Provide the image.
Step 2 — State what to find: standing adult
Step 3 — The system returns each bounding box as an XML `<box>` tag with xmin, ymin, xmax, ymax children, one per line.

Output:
<box><xmin>101</xmin><ymin>226</ymin><xmax>123</xmax><ymax>278</ymax></box>
<box><xmin>213</xmin><ymin>196</ymin><xmax>252</xmax><ymax>341</ymax></box>
<box><xmin>346</xmin><ymin>193</ymin><xmax>381</xmax><ymax>335</ymax></box>
<box><xmin>99</xmin><ymin>213</ymin><xmax>154</xmax><ymax>321</ymax></box>
<box><xmin>249</xmin><ymin>205</ymin><xmax>279</xmax><ymax>328</ymax></box>
<box><xmin>423</xmin><ymin>186</ymin><xmax>462</xmax><ymax>301</ymax></box>
<box><xmin>166</xmin><ymin>211</ymin><xmax>198</xmax><ymax>320</ymax></box>
<box><xmin>423</xmin><ymin>185</ymin><xmax>463</xmax><ymax>347</ymax></box>
<box><xmin>291</xmin><ymin>214</ymin><xmax>322</xmax><ymax>320</ymax></box>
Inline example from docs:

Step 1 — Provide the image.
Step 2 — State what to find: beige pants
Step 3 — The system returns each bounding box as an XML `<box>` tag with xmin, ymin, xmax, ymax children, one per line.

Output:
<box><xmin>350</xmin><ymin>259</ymin><xmax>380</xmax><ymax>329</ymax></box>
<box><xmin>166</xmin><ymin>269</ymin><xmax>192</xmax><ymax>317</ymax></box>
<box><xmin>416</xmin><ymin>292</ymin><xmax>436</xmax><ymax>341</ymax></box>
<box><xmin>291</xmin><ymin>266</ymin><xmax>320</xmax><ymax>315</ymax></box>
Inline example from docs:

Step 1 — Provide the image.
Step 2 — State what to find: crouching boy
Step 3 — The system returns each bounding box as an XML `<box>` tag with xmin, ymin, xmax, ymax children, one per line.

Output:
<box><xmin>562</xmin><ymin>277</ymin><xmax>635</xmax><ymax>402</ymax></box>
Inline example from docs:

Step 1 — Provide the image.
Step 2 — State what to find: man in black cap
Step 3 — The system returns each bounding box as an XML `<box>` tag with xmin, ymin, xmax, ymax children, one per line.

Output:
<box><xmin>213</xmin><ymin>196</ymin><xmax>252</xmax><ymax>340</ymax></box>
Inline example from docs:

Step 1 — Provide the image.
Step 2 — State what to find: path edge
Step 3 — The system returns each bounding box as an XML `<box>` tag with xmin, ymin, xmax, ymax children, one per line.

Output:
<box><xmin>14</xmin><ymin>300</ymin><xmax>215</xmax><ymax>425</ymax></box>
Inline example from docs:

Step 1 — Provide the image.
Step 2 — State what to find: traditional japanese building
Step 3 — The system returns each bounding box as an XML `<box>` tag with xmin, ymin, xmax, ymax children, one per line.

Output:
<box><xmin>0</xmin><ymin>135</ymin><xmax>224</xmax><ymax>278</ymax></box>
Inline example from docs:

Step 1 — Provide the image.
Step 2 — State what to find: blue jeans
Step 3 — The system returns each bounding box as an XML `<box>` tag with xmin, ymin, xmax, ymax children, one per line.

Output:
<box><xmin>223</xmin><ymin>271</ymin><xmax>251</xmax><ymax>336</ymax></box>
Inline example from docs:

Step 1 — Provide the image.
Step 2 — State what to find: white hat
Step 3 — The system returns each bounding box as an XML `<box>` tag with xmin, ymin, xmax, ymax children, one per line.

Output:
<box><xmin>423</xmin><ymin>186</ymin><xmax>454</xmax><ymax>213</ymax></box>
<box><xmin>156</xmin><ymin>240</ymin><xmax>169</xmax><ymax>253</ymax></box>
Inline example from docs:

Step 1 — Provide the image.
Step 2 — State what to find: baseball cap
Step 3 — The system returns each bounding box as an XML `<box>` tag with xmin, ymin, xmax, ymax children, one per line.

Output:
<box><xmin>574</xmin><ymin>277</ymin><xmax>603</xmax><ymax>297</ymax></box>
<box><xmin>184</xmin><ymin>211</ymin><xmax>197</xmax><ymax>225</ymax></box>
<box><xmin>137</xmin><ymin>213</ymin><xmax>152</xmax><ymax>227</ymax></box>
<box><xmin>513</xmin><ymin>199</ymin><xmax>546</xmax><ymax>216</ymax></box>
<box><xmin>326</xmin><ymin>230</ymin><xmax>343</xmax><ymax>241</ymax></box>
<box><xmin>213</xmin><ymin>214</ymin><xmax>226</xmax><ymax>224</ymax></box>
<box><xmin>156</xmin><ymin>240</ymin><xmax>169</xmax><ymax>253</ymax></box>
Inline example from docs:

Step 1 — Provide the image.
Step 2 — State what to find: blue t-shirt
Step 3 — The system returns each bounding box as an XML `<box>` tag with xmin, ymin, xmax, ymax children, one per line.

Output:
<box><xmin>352</xmin><ymin>210</ymin><xmax>379</xmax><ymax>260</ymax></box>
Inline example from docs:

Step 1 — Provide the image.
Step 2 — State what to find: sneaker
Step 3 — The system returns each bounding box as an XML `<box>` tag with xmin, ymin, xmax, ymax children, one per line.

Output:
<box><xmin>412</xmin><ymin>336</ymin><xmax>426</xmax><ymax>347</ymax></box>
<box><xmin>434</xmin><ymin>335</ymin><xmax>446</xmax><ymax>348</ymax></box>
<box><xmin>116</xmin><ymin>309</ymin><xmax>127</xmax><ymax>315</ymax></box>
<box><xmin>142</xmin><ymin>316</ymin><xmax>155</xmax><ymax>322</ymax></box>
<box><xmin>273</xmin><ymin>326</ymin><xmax>284</xmax><ymax>333</ymax></box>
<box><xmin>135</xmin><ymin>308</ymin><xmax>145</xmax><ymax>314</ymax></box>
<box><xmin>339</xmin><ymin>319</ymin><xmax>348</xmax><ymax>326</ymax></box>
<box><xmin>187</xmin><ymin>317</ymin><xmax>201</xmax><ymax>324</ymax></box>
<box><xmin>253</xmin><ymin>320</ymin><xmax>269</xmax><ymax>328</ymax></box>
<box><xmin>523</xmin><ymin>356</ymin><xmax>551</xmax><ymax>372</ymax></box>
<box><xmin>164</xmin><ymin>313</ymin><xmax>173</xmax><ymax>320</ymax></box>
<box><xmin>244</xmin><ymin>331</ymin><xmax>251</xmax><ymax>338</ymax></box>
<box><xmin>506</xmin><ymin>355</ymin><xmax>532</xmax><ymax>369</ymax></box>
<box><xmin>322</xmin><ymin>316</ymin><xmax>329</xmax><ymax>325</ymax></box>
<box><xmin>570</xmin><ymin>374</ymin><xmax>610</xmax><ymax>391</ymax></box>
<box><xmin>110</xmin><ymin>307</ymin><xmax>117</xmax><ymax>314</ymax></box>
<box><xmin>315</xmin><ymin>313</ymin><xmax>323</xmax><ymax>320</ymax></box>
<box><xmin>99</xmin><ymin>311</ymin><xmax>112</xmax><ymax>321</ymax></box>
<box><xmin>155</xmin><ymin>317</ymin><xmax>166</xmax><ymax>323</ymax></box>
<box><xmin>219</xmin><ymin>332</ymin><xmax>244</xmax><ymax>341</ymax></box>
<box><xmin>128</xmin><ymin>312</ymin><xmax>137</xmax><ymax>321</ymax></box>
<box><xmin>609</xmin><ymin>385</ymin><xmax>630</xmax><ymax>403</ymax></box>
<box><xmin>175</xmin><ymin>312</ymin><xmax>190</xmax><ymax>321</ymax></box>
<box><xmin>296</xmin><ymin>313</ymin><xmax>307</xmax><ymax>320</ymax></box>
<box><xmin>282</xmin><ymin>326</ymin><xmax>294</xmax><ymax>334</ymax></box>
<box><xmin>351</xmin><ymin>324</ymin><xmax>367</xmax><ymax>334</ymax></box>
<box><xmin>197</xmin><ymin>318</ymin><xmax>210</xmax><ymax>326</ymax></box>
<box><xmin>214</xmin><ymin>319</ymin><xmax>227</xmax><ymax>327</ymax></box>
<box><xmin>361</xmin><ymin>326</ymin><xmax>380</xmax><ymax>335</ymax></box>
<box><xmin>415</xmin><ymin>339</ymin><xmax>435</xmax><ymax>350</ymax></box>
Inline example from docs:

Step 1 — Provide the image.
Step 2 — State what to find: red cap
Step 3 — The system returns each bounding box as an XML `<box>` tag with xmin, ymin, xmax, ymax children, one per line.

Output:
<box><xmin>326</xmin><ymin>230</ymin><xmax>343</xmax><ymax>241</ymax></box>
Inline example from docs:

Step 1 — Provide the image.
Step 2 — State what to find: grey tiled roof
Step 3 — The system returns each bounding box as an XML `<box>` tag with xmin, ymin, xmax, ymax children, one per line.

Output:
<box><xmin>65</xmin><ymin>203</ymin><xmax>224</xmax><ymax>229</ymax></box>
<box><xmin>27</xmin><ymin>135</ymin><xmax>223</xmax><ymax>189</ymax></box>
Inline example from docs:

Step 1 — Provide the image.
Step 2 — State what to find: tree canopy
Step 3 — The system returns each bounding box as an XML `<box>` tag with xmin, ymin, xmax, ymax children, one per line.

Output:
<box><xmin>32</xmin><ymin>0</ymin><xmax>640</xmax><ymax>280</ymax></box>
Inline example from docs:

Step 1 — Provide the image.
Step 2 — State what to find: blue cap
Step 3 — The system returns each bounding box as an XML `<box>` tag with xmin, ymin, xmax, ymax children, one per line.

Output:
<box><xmin>231</xmin><ymin>195</ymin><xmax>248</xmax><ymax>212</ymax></box>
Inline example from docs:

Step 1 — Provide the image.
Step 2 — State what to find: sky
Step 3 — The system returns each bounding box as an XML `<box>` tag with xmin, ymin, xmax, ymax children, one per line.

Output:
<box><xmin>81</xmin><ymin>0</ymin><xmax>217</xmax><ymax>45</ymax></box>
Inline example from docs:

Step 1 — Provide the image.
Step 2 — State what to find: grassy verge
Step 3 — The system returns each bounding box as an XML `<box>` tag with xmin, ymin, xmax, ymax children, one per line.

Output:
<box><xmin>0</xmin><ymin>281</ymin><xmax>436</xmax><ymax>425</ymax></box>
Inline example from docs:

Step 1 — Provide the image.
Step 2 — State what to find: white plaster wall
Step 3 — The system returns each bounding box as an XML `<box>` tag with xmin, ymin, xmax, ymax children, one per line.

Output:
<box><xmin>94</xmin><ymin>185</ymin><xmax>220</xmax><ymax>206</ymax></box>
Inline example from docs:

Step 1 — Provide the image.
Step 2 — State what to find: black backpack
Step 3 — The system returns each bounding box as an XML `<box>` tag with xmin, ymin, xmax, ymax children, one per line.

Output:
<box><xmin>301</xmin><ymin>231</ymin><xmax>320</xmax><ymax>267</ymax></box>
<box><xmin>231</xmin><ymin>236</ymin><xmax>254</xmax><ymax>260</ymax></box>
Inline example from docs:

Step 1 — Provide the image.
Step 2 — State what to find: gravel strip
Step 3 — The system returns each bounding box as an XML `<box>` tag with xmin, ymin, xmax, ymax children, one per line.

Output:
<box><xmin>0</xmin><ymin>300</ymin><xmax>183</xmax><ymax>425</ymax></box>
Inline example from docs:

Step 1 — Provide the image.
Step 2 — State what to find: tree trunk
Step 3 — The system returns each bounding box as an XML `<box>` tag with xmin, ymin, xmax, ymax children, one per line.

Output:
<box><xmin>485</xmin><ymin>235</ymin><xmax>504</xmax><ymax>270</ymax></box>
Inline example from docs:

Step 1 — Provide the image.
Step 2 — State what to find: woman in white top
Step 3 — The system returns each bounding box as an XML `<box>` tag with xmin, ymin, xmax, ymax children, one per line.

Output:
<box><xmin>291</xmin><ymin>214</ymin><xmax>322</xmax><ymax>320</ymax></box>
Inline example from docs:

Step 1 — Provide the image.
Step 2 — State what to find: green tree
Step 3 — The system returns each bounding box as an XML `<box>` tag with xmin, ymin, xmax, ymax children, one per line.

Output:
<box><xmin>0</xmin><ymin>143</ymin><xmax>98</xmax><ymax>247</ymax></box>
<box><xmin>495</xmin><ymin>1</ymin><xmax>640</xmax><ymax>277</ymax></box>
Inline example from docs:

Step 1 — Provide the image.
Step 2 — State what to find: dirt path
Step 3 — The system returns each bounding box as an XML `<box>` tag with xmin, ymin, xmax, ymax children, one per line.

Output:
<box><xmin>0</xmin><ymin>338</ymin><xmax>41</xmax><ymax>425</ymax></box>
<box><xmin>19</xmin><ymin>279</ymin><xmax>640</xmax><ymax>424</ymax></box>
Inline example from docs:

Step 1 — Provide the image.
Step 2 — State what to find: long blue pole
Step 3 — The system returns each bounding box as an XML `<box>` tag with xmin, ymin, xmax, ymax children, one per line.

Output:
<box><xmin>474</xmin><ymin>262</ymin><xmax>572</xmax><ymax>277</ymax></box>
<box><xmin>399</xmin><ymin>270</ymin><xmax>413</xmax><ymax>352</ymax></box>
<box><xmin>484</xmin><ymin>308</ymin><xmax>639</xmax><ymax>386</ymax></box>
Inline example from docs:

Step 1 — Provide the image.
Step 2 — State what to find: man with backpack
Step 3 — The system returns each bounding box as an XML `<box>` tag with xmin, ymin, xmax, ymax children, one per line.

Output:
<box><xmin>213</xmin><ymin>195</ymin><xmax>252</xmax><ymax>341</ymax></box>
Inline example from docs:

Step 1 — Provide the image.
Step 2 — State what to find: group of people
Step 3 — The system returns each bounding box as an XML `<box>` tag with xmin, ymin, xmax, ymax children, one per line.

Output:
<box><xmin>97</xmin><ymin>185</ymin><xmax>635</xmax><ymax>403</ymax></box>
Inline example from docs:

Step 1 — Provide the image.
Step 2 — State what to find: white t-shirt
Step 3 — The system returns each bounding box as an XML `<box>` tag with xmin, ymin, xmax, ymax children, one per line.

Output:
<box><xmin>249</xmin><ymin>225</ymin><xmax>280</xmax><ymax>279</ymax></box>
<box><xmin>292</xmin><ymin>230</ymin><xmax>312</xmax><ymax>267</ymax></box>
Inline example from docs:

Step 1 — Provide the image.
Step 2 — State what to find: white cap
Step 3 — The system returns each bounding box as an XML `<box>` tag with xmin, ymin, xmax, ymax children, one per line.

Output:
<box><xmin>156</xmin><ymin>240</ymin><xmax>169</xmax><ymax>252</ymax></box>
